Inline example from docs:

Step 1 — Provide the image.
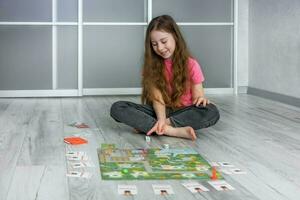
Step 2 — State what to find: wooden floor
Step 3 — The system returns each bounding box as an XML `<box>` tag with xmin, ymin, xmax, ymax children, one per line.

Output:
<box><xmin>0</xmin><ymin>94</ymin><xmax>300</xmax><ymax>200</ymax></box>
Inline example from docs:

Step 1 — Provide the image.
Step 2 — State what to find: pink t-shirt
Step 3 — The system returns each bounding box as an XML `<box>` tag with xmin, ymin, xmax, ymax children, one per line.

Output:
<box><xmin>164</xmin><ymin>57</ymin><xmax>205</xmax><ymax>107</ymax></box>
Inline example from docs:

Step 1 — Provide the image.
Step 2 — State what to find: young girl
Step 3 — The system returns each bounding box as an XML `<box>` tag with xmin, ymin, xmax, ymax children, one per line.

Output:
<box><xmin>110</xmin><ymin>15</ymin><xmax>220</xmax><ymax>140</ymax></box>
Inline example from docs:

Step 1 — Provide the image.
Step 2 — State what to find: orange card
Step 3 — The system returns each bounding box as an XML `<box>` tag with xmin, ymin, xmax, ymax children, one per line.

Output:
<box><xmin>64</xmin><ymin>137</ymin><xmax>88</xmax><ymax>145</ymax></box>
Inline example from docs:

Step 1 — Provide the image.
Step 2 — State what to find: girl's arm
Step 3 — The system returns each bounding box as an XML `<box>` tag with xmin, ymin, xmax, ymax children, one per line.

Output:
<box><xmin>152</xmin><ymin>87</ymin><xmax>166</xmax><ymax>120</ymax></box>
<box><xmin>192</xmin><ymin>83</ymin><xmax>210</xmax><ymax>107</ymax></box>
<box><xmin>146</xmin><ymin>87</ymin><xmax>167</xmax><ymax>135</ymax></box>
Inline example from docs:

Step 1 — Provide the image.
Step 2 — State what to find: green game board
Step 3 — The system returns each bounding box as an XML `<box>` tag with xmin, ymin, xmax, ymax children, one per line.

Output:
<box><xmin>98</xmin><ymin>144</ymin><xmax>222</xmax><ymax>180</ymax></box>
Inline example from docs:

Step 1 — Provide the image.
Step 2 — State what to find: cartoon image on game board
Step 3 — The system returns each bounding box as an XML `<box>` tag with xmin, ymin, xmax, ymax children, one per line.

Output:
<box><xmin>98</xmin><ymin>144</ymin><xmax>222</xmax><ymax>180</ymax></box>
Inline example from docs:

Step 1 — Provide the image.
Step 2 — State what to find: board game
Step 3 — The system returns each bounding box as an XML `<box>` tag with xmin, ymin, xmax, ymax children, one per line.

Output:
<box><xmin>98</xmin><ymin>144</ymin><xmax>222</xmax><ymax>180</ymax></box>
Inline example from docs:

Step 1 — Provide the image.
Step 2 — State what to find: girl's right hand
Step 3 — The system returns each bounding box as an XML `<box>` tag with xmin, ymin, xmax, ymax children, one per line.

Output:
<box><xmin>146</xmin><ymin>119</ymin><xmax>166</xmax><ymax>136</ymax></box>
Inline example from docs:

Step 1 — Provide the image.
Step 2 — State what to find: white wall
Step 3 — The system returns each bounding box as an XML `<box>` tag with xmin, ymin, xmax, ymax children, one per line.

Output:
<box><xmin>237</xmin><ymin>0</ymin><xmax>249</xmax><ymax>89</ymax></box>
<box><xmin>248</xmin><ymin>0</ymin><xmax>300</xmax><ymax>98</ymax></box>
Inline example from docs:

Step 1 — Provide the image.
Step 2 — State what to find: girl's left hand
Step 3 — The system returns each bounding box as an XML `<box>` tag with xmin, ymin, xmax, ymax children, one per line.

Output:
<box><xmin>193</xmin><ymin>96</ymin><xmax>210</xmax><ymax>107</ymax></box>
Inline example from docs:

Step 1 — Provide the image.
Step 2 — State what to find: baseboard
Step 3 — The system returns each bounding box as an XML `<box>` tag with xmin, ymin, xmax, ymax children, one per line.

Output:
<box><xmin>83</xmin><ymin>88</ymin><xmax>234</xmax><ymax>96</ymax></box>
<box><xmin>238</xmin><ymin>86</ymin><xmax>248</xmax><ymax>94</ymax></box>
<box><xmin>0</xmin><ymin>90</ymin><xmax>79</xmax><ymax>97</ymax></box>
<box><xmin>0</xmin><ymin>88</ymin><xmax>235</xmax><ymax>98</ymax></box>
<box><xmin>83</xmin><ymin>88</ymin><xmax>142</xmax><ymax>95</ymax></box>
<box><xmin>247</xmin><ymin>87</ymin><xmax>300</xmax><ymax>107</ymax></box>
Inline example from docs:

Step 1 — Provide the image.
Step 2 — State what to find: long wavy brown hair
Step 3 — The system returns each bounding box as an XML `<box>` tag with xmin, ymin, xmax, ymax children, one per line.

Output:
<box><xmin>141</xmin><ymin>15</ymin><xmax>191</xmax><ymax>108</ymax></box>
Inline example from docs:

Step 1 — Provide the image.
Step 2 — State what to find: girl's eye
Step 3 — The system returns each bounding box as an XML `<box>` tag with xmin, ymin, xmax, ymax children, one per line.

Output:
<box><xmin>152</xmin><ymin>43</ymin><xmax>157</xmax><ymax>47</ymax></box>
<box><xmin>162</xmin><ymin>41</ymin><xmax>167</xmax><ymax>44</ymax></box>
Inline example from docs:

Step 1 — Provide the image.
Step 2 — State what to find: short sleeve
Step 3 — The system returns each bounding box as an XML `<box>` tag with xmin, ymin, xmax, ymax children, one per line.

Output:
<box><xmin>188</xmin><ymin>58</ymin><xmax>205</xmax><ymax>84</ymax></box>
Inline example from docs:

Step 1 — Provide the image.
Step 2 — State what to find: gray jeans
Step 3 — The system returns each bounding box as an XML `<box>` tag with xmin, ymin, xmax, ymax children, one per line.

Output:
<box><xmin>110</xmin><ymin>101</ymin><xmax>220</xmax><ymax>133</ymax></box>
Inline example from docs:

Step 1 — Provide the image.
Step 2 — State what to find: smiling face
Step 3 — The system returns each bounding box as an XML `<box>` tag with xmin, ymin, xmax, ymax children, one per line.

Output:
<box><xmin>150</xmin><ymin>30</ymin><xmax>176</xmax><ymax>59</ymax></box>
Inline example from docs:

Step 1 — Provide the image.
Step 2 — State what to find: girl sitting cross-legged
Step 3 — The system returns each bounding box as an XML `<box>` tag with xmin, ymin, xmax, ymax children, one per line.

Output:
<box><xmin>110</xmin><ymin>15</ymin><xmax>220</xmax><ymax>140</ymax></box>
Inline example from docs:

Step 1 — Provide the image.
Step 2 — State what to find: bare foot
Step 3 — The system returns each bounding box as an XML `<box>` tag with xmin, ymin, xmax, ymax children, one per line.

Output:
<box><xmin>163</xmin><ymin>125</ymin><xmax>197</xmax><ymax>140</ymax></box>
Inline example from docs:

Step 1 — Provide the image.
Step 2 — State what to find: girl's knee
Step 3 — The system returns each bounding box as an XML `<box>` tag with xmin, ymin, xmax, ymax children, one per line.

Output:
<box><xmin>111</xmin><ymin>100</ymin><xmax>132</xmax><ymax>109</ymax></box>
<box><xmin>110</xmin><ymin>101</ymin><xmax>128</xmax><ymax>119</ymax></box>
<box><xmin>111</xmin><ymin>101</ymin><xmax>125</xmax><ymax>109</ymax></box>
<box><xmin>207</xmin><ymin>103</ymin><xmax>220</xmax><ymax>122</ymax></box>
<box><xmin>206</xmin><ymin>103</ymin><xmax>219</xmax><ymax>113</ymax></box>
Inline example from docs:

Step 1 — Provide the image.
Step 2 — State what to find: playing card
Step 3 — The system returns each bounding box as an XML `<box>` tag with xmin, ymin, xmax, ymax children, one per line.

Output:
<box><xmin>152</xmin><ymin>184</ymin><xmax>174</xmax><ymax>195</ymax></box>
<box><xmin>67</xmin><ymin>154</ymin><xmax>89</xmax><ymax>161</ymax></box>
<box><xmin>68</xmin><ymin>122</ymin><xmax>90</xmax><ymax>128</ymax></box>
<box><xmin>66</xmin><ymin>155</ymin><xmax>81</xmax><ymax>161</ymax></box>
<box><xmin>66</xmin><ymin>171</ymin><xmax>92</xmax><ymax>178</ymax></box>
<box><xmin>70</xmin><ymin>161</ymin><xmax>94</xmax><ymax>168</ymax></box>
<box><xmin>70</xmin><ymin>162</ymin><xmax>85</xmax><ymax>168</ymax></box>
<box><xmin>218</xmin><ymin>162</ymin><xmax>235</xmax><ymax>167</ymax></box>
<box><xmin>207</xmin><ymin>180</ymin><xmax>235</xmax><ymax>191</ymax></box>
<box><xmin>66</xmin><ymin>151</ymin><xmax>85</xmax><ymax>157</ymax></box>
<box><xmin>70</xmin><ymin>160</ymin><xmax>94</xmax><ymax>168</ymax></box>
<box><xmin>230</xmin><ymin>168</ymin><xmax>247</xmax><ymax>174</ymax></box>
<box><xmin>118</xmin><ymin>185</ymin><xmax>137</xmax><ymax>196</ymax></box>
<box><xmin>182</xmin><ymin>182</ymin><xmax>209</xmax><ymax>193</ymax></box>
<box><xmin>75</xmin><ymin>123</ymin><xmax>89</xmax><ymax>129</ymax></box>
<box><xmin>64</xmin><ymin>137</ymin><xmax>88</xmax><ymax>145</ymax></box>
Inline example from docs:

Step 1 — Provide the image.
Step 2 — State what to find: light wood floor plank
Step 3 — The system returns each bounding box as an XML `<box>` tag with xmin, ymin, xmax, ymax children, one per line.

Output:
<box><xmin>6</xmin><ymin>98</ymin><xmax>69</xmax><ymax>200</ymax></box>
<box><xmin>61</xmin><ymin>97</ymin><xmax>107</xmax><ymax>200</ymax></box>
<box><xmin>0</xmin><ymin>99</ymin><xmax>12</xmax><ymax>116</ymax></box>
<box><xmin>6</xmin><ymin>165</ymin><xmax>46</xmax><ymax>200</ymax></box>
<box><xmin>0</xmin><ymin>99</ymin><xmax>37</xmax><ymax>200</ymax></box>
